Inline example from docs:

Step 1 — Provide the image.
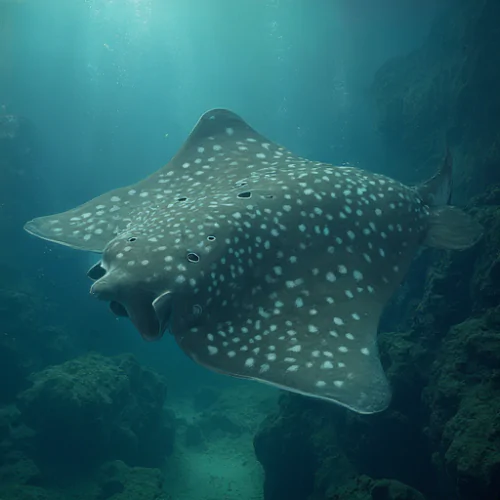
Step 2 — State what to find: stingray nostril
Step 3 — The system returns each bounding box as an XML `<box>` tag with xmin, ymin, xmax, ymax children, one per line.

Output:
<box><xmin>128</xmin><ymin>237</ymin><xmax>137</xmax><ymax>242</ymax></box>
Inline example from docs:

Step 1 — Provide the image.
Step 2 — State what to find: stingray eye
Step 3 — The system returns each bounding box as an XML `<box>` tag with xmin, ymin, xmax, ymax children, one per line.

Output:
<box><xmin>263</xmin><ymin>194</ymin><xmax>274</xmax><ymax>199</ymax></box>
<box><xmin>177</xmin><ymin>197</ymin><xmax>187</xmax><ymax>202</ymax></box>
<box><xmin>128</xmin><ymin>237</ymin><xmax>137</xmax><ymax>242</ymax></box>
<box><xmin>187</xmin><ymin>252</ymin><xmax>200</xmax><ymax>263</ymax></box>
<box><xmin>237</xmin><ymin>191</ymin><xmax>252</xmax><ymax>199</ymax></box>
<box><xmin>192</xmin><ymin>304</ymin><xmax>203</xmax><ymax>317</ymax></box>
<box><xmin>207</xmin><ymin>235</ymin><xmax>216</xmax><ymax>242</ymax></box>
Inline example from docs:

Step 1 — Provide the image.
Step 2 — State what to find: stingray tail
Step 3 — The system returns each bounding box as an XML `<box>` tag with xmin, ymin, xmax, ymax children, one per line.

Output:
<box><xmin>418</xmin><ymin>148</ymin><xmax>483</xmax><ymax>250</ymax></box>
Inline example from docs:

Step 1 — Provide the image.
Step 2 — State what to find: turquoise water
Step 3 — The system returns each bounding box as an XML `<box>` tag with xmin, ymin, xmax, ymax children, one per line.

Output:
<box><xmin>2</xmin><ymin>1</ymin><xmax>474</xmax><ymax>499</ymax></box>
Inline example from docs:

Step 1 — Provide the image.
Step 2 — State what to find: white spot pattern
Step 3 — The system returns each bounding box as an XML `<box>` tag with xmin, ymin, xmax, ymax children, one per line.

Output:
<box><xmin>27</xmin><ymin>109</ymin><xmax>427</xmax><ymax>413</ymax></box>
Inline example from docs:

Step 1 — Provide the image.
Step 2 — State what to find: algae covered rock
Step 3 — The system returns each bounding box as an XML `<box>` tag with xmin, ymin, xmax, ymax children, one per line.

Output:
<box><xmin>17</xmin><ymin>353</ymin><xmax>174</xmax><ymax>469</ymax></box>
<box><xmin>424</xmin><ymin>311</ymin><xmax>500</xmax><ymax>500</ymax></box>
<box><xmin>0</xmin><ymin>284</ymin><xmax>79</xmax><ymax>406</ymax></box>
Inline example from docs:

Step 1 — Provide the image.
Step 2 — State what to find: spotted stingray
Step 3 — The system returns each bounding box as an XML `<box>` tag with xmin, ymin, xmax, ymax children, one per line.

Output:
<box><xmin>24</xmin><ymin>109</ymin><xmax>482</xmax><ymax>414</ymax></box>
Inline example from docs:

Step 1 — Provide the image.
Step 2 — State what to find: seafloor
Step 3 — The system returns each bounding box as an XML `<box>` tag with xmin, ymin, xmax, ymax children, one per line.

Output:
<box><xmin>1</xmin><ymin>1</ymin><xmax>499</xmax><ymax>499</ymax></box>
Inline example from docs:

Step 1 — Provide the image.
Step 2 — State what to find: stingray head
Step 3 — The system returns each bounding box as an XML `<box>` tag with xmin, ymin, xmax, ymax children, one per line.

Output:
<box><xmin>87</xmin><ymin>230</ymin><xmax>211</xmax><ymax>341</ymax></box>
<box><xmin>88</xmin><ymin>260</ymin><xmax>173</xmax><ymax>341</ymax></box>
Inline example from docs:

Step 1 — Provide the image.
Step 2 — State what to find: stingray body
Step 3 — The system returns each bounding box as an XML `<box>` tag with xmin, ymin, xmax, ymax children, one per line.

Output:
<box><xmin>24</xmin><ymin>109</ymin><xmax>482</xmax><ymax>414</ymax></box>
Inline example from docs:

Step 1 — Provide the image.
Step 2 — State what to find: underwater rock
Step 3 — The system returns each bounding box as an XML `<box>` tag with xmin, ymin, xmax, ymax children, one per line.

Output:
<box><xmin>97</xmin><ymin>460</ymin><xmax>164</xmax><ymax>500</ymax></box>
<box><xmin>0</xmin><ymin>405</ymin><xmax>37</xmax><ymax>468</ymax></box>
<box><xmin>17</xmin><ymin>353</ymin><xmax>174</xmax><ymax>470</ymax></box>
<box><xmin>254</xmin><ymin>394</ymin><xmax>354</xmax><ymax>500</ymax></box>
<box><xmin>0</xmin><ymin>284</ymin><xmax>85</xmax><ymax>406</ymax></box>
<box><xmin>0</xmin><ymin>485</ymin><xmax>64</xmax><ymax>500</ymax></box>
<box><xmin>468</xmin><ymin>201</ymin><xmax>500</xmax><ymax>311</ymax></box>
<box><xmin>424</xmin><ymin>310</ymin><xmax>500</xmax><ymax>500</ymax></box>
<box><xmin>254</xmin><ymin>333</ymin><xmax>436</xmax><ymax>500</ymax></box>
<box><xmin>327</xmin><ymin>475</ymin><xmax>427</xmax><ymax>500</ymax></box>
<box><xmin>0</xmin><ymin>456</ymin><xmax>42</xmax><ymax>486</ymax></box>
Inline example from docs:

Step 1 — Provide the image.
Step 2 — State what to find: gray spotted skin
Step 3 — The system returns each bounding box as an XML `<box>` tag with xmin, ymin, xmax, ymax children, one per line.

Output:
<box><xmin>24</xmin><ymin>109</ymin><xmax>431</xmax><ymax>414</ymax></box>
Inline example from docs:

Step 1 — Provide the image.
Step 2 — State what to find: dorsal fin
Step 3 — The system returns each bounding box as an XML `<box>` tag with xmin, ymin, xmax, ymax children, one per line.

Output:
<box><xmin>417</xmin><ymin>147</ymin><xmax>453</xmax><ymax>206</ymax></box>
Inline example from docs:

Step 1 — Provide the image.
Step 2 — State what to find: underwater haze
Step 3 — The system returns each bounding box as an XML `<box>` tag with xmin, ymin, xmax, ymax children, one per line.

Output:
<box><xmin>2</xmin><ymin>0</ymin><xmax>500</xmax><ymax>499</ymax></box>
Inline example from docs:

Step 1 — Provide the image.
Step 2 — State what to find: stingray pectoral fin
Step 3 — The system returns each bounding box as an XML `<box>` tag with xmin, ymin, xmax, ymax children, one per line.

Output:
<box><xmin>177</xmin><ymin>308</ymin><xmax>391</xmax><ymax>414</ymax></box>
<box><xmin>424</xmin><ymin>206</ymin><xmax>483</xmax><ymax>250</ymax></box>
<box><xmin>23</xmin><ymin>200</ymin><xmax>122</xmax><ymax>252</ymax></box>
<box><xmin>255</xmin><ymin>339</ymin><xmax>391</xmax><ymax>414</ymax></box>
<box><xmin>23</xmin><ymin>109</ymin><xmax>265</xmax><ymax>253</ymax></box>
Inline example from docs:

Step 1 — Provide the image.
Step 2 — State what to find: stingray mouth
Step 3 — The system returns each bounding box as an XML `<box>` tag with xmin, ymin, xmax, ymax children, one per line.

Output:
<box><xmin>98</xmin><ymin>298</ymin><xmax>169</xmax><ymax>340</ymax></box>
<box><xmin>109</xmin><ymin>300</ymin><xmax>129</xmax><ymax>318</ymax></box>
<box><xmin>107</xmin><ymin>297</ymin><xmax>172</xmax><ymax>342</ymax></box>
<box><xmin>87</xmin><ymin>261</ymin><xmax>172</xmax><ymax>341</ymax></box>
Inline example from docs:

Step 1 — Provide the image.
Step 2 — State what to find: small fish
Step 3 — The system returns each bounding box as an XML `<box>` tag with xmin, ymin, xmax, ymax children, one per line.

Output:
<box><xmin>24</xmin><ymin>109</ymin><xmax>482</xmax><ymax>414</ymax></box>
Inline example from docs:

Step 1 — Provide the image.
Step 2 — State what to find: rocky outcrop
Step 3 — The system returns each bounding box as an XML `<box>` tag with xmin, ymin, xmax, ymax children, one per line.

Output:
<box><xmin>327</xmin><ymin>476</ymin><xmax>426</xmax><ymax>500</ymax></box>
<box><xmin>16</xmin><ymin>353</ymin><xmax>174</xmax><ymax>470</ymax></box>
<box><xmin>0</xmin><ymin>460</ymin><xmax>164</xmax><ymax>500</ymax></box>
<box><xmin>254</xmin><ymin>396</ymin><xmax>354</xmax><ymax>500</ymax></box>
<box><xmin>0</xmin><ymin>353</ymin><xmax>174</xmax><ymax>499</ymax></box>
